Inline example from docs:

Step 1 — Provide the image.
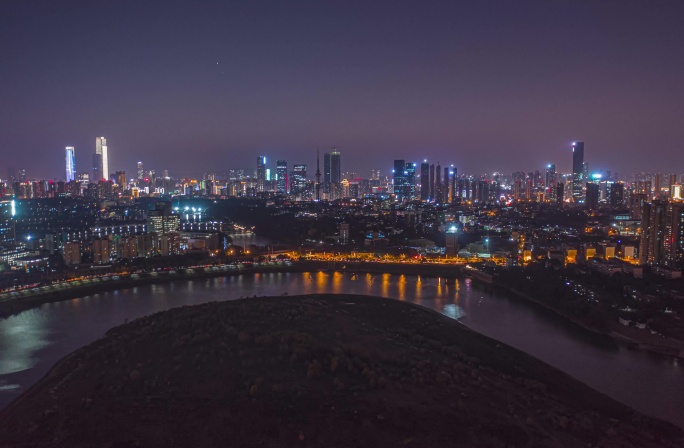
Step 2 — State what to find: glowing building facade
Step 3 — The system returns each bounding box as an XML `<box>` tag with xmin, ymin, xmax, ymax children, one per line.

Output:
<box><xmin>65</xmin><ymin>146</ymin><xmax>76</xmax><ymax>182</ymax></box>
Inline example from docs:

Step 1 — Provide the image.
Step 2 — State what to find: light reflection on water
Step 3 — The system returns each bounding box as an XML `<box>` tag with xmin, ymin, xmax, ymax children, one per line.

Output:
<box><xmin>0</xmin><ymin>310</ymin><xmax>52</xmax><ymax>375</ymax></box>
<box><xmin>0</xmin><ymin>272</ymin><xmax>681</xmax><ymax>429</ymax></box>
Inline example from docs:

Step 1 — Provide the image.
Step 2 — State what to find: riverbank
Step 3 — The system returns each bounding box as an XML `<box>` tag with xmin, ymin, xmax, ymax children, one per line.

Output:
<box><xmin>1</xmin><ymin>294</ymin><xmax>680</xmax><ymax>447</ymax></box>
<box><xmin>3</xmin><ymin>259</ymin><xmax>681</xmax><ymax>360</ymax></box>
<box><xmin>0</xmin><ymin>263</ymin><xmax>301</xmax><ymax>319</ymax></box>
<box><xmin>477</xmin><ymin>275</ymin><xmax>684</xmax><ymax>360</ymax></box>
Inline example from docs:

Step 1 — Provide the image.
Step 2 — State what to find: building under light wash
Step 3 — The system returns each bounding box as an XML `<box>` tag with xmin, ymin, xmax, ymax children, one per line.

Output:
<box><xmin>290</xmin><ymin>164</ymin><xmax>307</xmax><ymax>197</ymax></box>
<box><xmin>571</xmin><ymin>141</ymin><xmax>584</xmax><ymax>202</ymax></box>
<box><xmin>137</xmin><ymin>161</ymin><xmax>144</xmax><ymax>181</ymax></box>
<box><xmin>65</xmin><ymin>146</ymin><xmax>76</xmax><ymax>182</ymax></box>
<box><xmin>276</xmin><ymin>160</ymin><xmax>288</xmax><ymax>194</ymax></box>
<box><xmin>96</xmin><ymin>136</ymin><xmax>108</xmax><ymax>182</ymax></box>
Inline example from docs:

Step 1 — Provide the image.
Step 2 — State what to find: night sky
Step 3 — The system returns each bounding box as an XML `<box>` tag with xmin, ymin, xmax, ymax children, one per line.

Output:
<box><xmin>2</xmin><ymin>0</ymin><xmax>683</xmax><ymax>180</ymax></box>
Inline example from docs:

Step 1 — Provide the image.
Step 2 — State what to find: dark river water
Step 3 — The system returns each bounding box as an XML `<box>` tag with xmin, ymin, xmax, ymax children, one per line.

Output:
<box><xmin>0</xmin><ymin>271</ymin><xmax>681</xmax><ymax>427</ymax></box>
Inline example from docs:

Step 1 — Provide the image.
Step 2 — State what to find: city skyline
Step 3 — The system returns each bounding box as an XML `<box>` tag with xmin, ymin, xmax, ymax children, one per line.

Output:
<box><xmin>2</xmin><ymin>1</ymin><xmax>684</xmax><ymax>178</ymax></box>
<box><xmin>5</xmin><ymin>139</ymin><xmax>684</xmax><ymax>185</ymax></box>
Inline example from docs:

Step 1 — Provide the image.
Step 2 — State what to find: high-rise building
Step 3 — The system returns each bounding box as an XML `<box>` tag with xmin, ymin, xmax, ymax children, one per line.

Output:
<box><xmin>323</xmin><ymin>150</ymin><xmax>341</xmax><ymax>194</ymax></box>
<box><xmin>96</xmin><ymin>137</ymin><xmax>108</xmax><ymax>182</ymax></box>
<box><xmin>276</xmin><ymin>160</ymin><xmax>288</xmax><ymax>194</ymax></box>
<box><xmin>585</xmin><ymin>182</ymin><xmax>599</xmax><ymax>210</ymax></box>
<box><xmin>639</xmin><ymin>201</ymin><xmax>666</xmax><ymax>265</ymax></box>
<box><xmin>420</xmin><ymin>161</ymin><xmax>430</xmax><ymax>201</ymax></box>
<box><xmin>115</xmin><ymin>171</ymin><xmax>126</xmax><ymax>187</ymax></box>
<box><xmin>608</xmin><ymin>181</ymin><xmax>625</xmax><ymax>208</ymax></box>
<box><xmin>556</xmin><ymin>182</ymin><xmax>564</xmax><ymax>206</ymax></box>
<box><xmin>65</xmin><ymin>146</ymin><xmax>76</xmax><ymax>182</ymax></box>
<box><xmin>137</xmin><ymin>162</ymin><xmax>144</xmax><ymax>181</ymax></box>
<box><xmin>406</xmin><ymin>163</ymin><xmax>416</xmax><ymax>200</ymax></box>
<box><xmin>290</xmin><ymin>164</ymin><xmax>307</xmax><ymax>196</ymax></box>
<box><xmin>638</xmin><ymin>200</ymin><xmax>684</xmax><ymax>268</ymax></box>
<box><xmin>449</xmin><ymin>166</ymin><xmax>457</xmax><ymax>203</ymax></box>
<box><xmin>671</xmin><ymin>183</ymin><xmax>683</xmax><ymax>200</ymax></box>
<box><xmin>93</xmin><ymin>238</ymin><xmax>111</xmax><ymax>264</ymax></box>
<box><xmin>663</xmin><ymin>202</ymin><xmax>684</xmax><ymax>268</ymax></box>
<box><xmin>429</xmin><ymin>164</ymin><xmax>435</xmax><ymax>201</ymax></box>
<box><xmin>62</xmin><ymin>241</ymin><xmax>81</xmax><ymax>266</ymax></box>
<box><xmin>572</xmin><ymin>142</ymin><xmax>584</xmax><ymax>202</ymax></box>
<box><xmin>435</xmin><ymin>163</ymin><xmax>442</xmax><ymax>203</ymax></box>
<box><xmin>392</xmin><ymin>160</ymin><xmax>415</xmax><ymax>201</ymax></box>
<box><xmin>92</xmin><ymin>153</ymin><xmax>103</xmax><ymax>183</ymax></box>
<box><xmin>256</xmin><ymin>156</ymin><xmax>266</xmax><ymax>192</ymax></box>
<box><xmin>654</xmin><ymin>174</ymin><xmax>662</xmax><ymax>198</ymax></box>
<box><xmin>545</xmin><ymin>164</ymin><xmax>556</xmax><ymax>202</ymax></box>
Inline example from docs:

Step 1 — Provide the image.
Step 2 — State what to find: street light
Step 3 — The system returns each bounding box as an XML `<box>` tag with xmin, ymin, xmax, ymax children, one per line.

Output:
<box><xmin>484</xmin><ymin>238</ymin><xmax>489</xmax><ymax>255</ymax></box>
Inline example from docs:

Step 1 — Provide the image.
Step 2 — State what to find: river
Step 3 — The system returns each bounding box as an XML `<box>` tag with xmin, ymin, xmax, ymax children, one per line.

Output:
<box><xmin>0</xmin><ymin>271</ymin><xmax>681</xmax><ymax>427</ymax></box>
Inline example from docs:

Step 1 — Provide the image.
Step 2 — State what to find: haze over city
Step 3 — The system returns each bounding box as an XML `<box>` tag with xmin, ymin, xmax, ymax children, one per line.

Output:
<box><xmin>2</xmin><ymin>0</ymin><xmax>684</xmax><ymax>179</ymax></box>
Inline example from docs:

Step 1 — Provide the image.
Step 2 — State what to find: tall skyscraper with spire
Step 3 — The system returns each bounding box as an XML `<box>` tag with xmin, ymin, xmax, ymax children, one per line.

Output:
<box><xmin>65</xmin><ymin>146</ymin><xmax>76</xmax><ymax>182</ymax></box>
<box><xmin>95</xmin><ymin>137</ymin><xmax>108</xmax><ymax>182</ymax></box>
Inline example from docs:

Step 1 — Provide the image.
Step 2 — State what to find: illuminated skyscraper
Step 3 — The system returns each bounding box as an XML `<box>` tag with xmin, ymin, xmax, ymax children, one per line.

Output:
<box><xmin>65</xmin><ymin>146</ymin><xmax>76</xmax><ymax>182</ymax></box>
<box><xmin>96</xmin><ymin>137</ymin><xmax>108</xmax><ymax>181</ymax></box>
<box><xmin>406</xmin><ymin>162</ymin><xmax>416</xmax><ymax>200</ymax></box>
<box><xmin>393</xmin><ymin>160</ymin><xmax>415</xmax><ymax>201</ymax></box>
<box><xmin>291</xmin><ymin>164</ymin><xmax>307</xmax><ymax>196</ymax></box>
<box><xmin>420</xmin><ymin>161</ymin><xmax>430</xmax><ymax>201</ymax></box>
<box><xmin>545</xmin><ymin>164</ymin><xmax>556</xmax><ymax>202</ymax></box>
<box><xmin>276</xmin><ymin>160</ymin><xmax>288</xmax><ymax>194</ymax></box>
<box><xmin>323</xmin><ymin>150</ymin><xmax>341</xmax><ymax>194</ymax></box>
<box><xmin>571</xmin><ymin>142</ymin><xmax>584</xmax><ymax>202</ymax></box>
<box><xmin>256</xmin><ymin>156</ymin><xmax>266</xmax><ymax>192</ymax></box>
<box><xmin>137</xmin><ymin>162</ymin><xmax>144</xmax><ymax>181</ymax></box>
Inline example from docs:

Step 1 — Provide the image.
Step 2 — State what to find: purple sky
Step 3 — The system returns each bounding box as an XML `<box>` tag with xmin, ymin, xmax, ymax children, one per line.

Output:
<box><xmin>1</xmin><ymin>0</ymin><xmax>683</xmax><ymax>180</ymax></box>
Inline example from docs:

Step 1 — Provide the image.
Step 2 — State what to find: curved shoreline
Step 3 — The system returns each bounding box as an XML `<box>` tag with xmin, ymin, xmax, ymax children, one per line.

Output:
<box><xmin>0</xmin><ymin>261</ymin><xmax>464</xmax><ymax>319</ymax></box>
<box><xmin>1</xmin><ymin>260</ymin><xmax>681</xmax><ymax>360</ymax></box>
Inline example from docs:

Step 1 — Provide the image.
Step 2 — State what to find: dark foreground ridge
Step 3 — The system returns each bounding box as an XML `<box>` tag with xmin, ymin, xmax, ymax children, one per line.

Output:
<box><xmin>0</xmin><ymin>295</ymin><xmax>681</xmax><ymax>447</ymax></box>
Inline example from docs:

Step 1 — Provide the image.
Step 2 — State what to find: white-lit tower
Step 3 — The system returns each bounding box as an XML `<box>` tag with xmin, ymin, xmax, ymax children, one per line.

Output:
<box><xmin>96</xmin><ymin>137</ymin><xmax>108</xmax><ymax>181</ymax></box>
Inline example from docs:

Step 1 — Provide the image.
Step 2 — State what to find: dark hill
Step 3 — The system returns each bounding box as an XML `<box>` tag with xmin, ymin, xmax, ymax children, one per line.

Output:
<box><xmin>0</xmin><ymin>294</ymin><xmax>681</xmax><ymax>447</ymax></box>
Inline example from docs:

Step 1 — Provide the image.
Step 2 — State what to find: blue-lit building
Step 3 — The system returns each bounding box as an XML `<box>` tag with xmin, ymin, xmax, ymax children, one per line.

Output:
<box><xmin>393</xmin><ymin>160</ymin><xmax>416</xmax><ymax>201</ymax></box>
<box><xmin>65</xmin><ymin>146</ymin><xmax>76</xmax><ymax>182</ymax></box>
